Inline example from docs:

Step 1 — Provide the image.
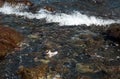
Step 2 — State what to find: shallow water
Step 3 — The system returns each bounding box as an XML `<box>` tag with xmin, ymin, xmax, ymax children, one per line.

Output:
<box><xmin>0</xmin><ymin>0</ymin><xmax>120</xmax><ymax>79</ymax></box>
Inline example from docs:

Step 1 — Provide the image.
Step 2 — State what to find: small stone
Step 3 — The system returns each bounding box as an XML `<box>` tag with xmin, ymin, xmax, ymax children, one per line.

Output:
<box><xmin>28</xmin><ymin>34</ymin><xmax>39</xmax><ymax>39</ymax></box>
<box><xmin>40</xmin><ymin>59</ymin><xmax>50</xmax><ymax>64</ymax></box>
<box><xmin>76</xmin><ymin>63</ymin><xmax>94</xmax><ymax>73</ymax></box>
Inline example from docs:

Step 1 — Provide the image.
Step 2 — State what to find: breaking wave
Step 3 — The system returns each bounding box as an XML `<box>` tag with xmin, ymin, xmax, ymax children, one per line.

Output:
<box><xmin>0</xmin><ymin>3</ymin><xmax>119</xmax><ymax>26</ymax></box>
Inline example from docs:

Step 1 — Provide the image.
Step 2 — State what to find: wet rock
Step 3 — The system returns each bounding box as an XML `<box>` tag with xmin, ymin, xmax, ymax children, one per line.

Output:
<box><xmin>91</xmin><ymin>59</ymin><xmax>120</xmax><ymax>79</ymax></box>
<box><xmin>91</xmin><ymin>0</ymin><xmax>104</xmax><ymax>4</ymax></box>
<box><xmin>28</xmin><ymin>5</ymin><xmax>40</xmax><ymax>13</ymax></box>
<box><xmin>106</xmin><ymin>24</ymin><xmax>120</xmax><ymax>43</ymax></box>
<box><xmin>43</xmin><ymin>5</ymin><xmax>55</xmax><ymax>12</ymax></box>
<box><xmin>0</xmin><ymin>0</ymin><xmax>33</xmax><ymax>7</ymax></box>
<box><xmin>95</xmin><ymin>66</ymin><xmax>120</xmax><ymax>79</ymax></box>
<box><xmin>55</xmin><ymin>63</ymin><xmax>70</xmax><ymax>74</ymax></box>
<box><xmin>42</xmin><ymin>40</ymin><xmax>61</xmax><ymax>51</ymax></box>
<box><xmin>17</xmin><ymin>64</ymin><xmax>62</xmax><ymax>79</ymax></box>
<box><xmin>28</xmin><ymin>34</ymin><xmax>39</xmax><ymax>39</ymax></box>
<box><xmin>17</xmin><ymin>64</ymin><xmax>48</xmax><ymax>79</ymax></box>
<box><xmin>39</xmin><ymin>59</ymin><xmax>50</xmax><ymax>64</ymax></box>
<box><xmin>71</xmin><ymin>31</ymin><xmax>104</xmax><ymax>55</ymax></box>
<box><xmin>0</xmin><ymin>26</ymin><xmax>23</xmax><ymax>59</ymax></box>
<box><xmin>77</xmin><ymin>75</ymin><xmax>91</xmax><ymax>79</ymax></box>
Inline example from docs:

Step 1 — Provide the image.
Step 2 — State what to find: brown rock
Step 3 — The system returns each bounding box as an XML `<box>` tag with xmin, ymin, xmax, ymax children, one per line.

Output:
<box><xmin>97</xmin><ymin>66</ymin><xmax>120</xmax><ymax>79</ymax></box>
<box><xmin>77</xmin><ymin>75</ymin><xmax>91</xmax><ymax>79</ymax></box>
<box><xmin>17</xmin><ymin>64</ymin><xmax>48</xmax><ymax>79</ymax></box>
<box><xmin>17</xmin><ymin>64</ymin><xmax>63</xmax><ymax>79</ymax></box>
<box><xmin>0</xmin><ymin>0</ymin><xmax>4</xmax><ymax>7</ymax></box>
<box><xmin>0</xmin><ymin>26</ymin><xmax>23</xmax><ymax>59</ymax></box>
<box><xmin>0</xmin><ymin>0</ymin><xmax>33</xmax><ymax>7</ymax></box>
<box><xmin>107</xmin><ymin>24</ymin><xmax>120</xmax><ymax>42</ymax></box>
<box><xmin>44</xmin><ymin>5</ymin><xmax>55</xmax><ymax>12</ymax></box>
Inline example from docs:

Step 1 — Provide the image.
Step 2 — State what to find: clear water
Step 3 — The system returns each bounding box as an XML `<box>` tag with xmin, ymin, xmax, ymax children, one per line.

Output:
<box><xmin>0</xmin><ymin>0</ymin><xmax>120</xmax><ymax>79</ymax></box>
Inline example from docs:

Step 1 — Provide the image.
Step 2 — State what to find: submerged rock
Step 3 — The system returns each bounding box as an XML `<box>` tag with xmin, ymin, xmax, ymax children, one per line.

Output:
<box><xmin>76</xmin><ymin>63</ymin><xmax>94</xmax><ymax>73</ymax></box>
<box><xmin>77</xmin><ymin>75</ymin><xmax>91</xmax><ymax>79</ymax></box>
<box><xmin>17</xmin><ymin>64</ymin><xmax>48</xmax><ymax>79</ymax></box>
<box><xmin>0</xmin><ymin>26</ymin><xmax>23</xmax><ymax>59</ymax></box>
<box><xmin>71</xmin><ymin>31</ymin><xmax>104</xmax><ymax>55</ymax></box>
<box><xmin>94</xmin><ymin>65</ymin><xmax>120</xmax><ymax>79</ymax></box>
<box><xmin>17</xmin><ymin>59</ymin><xmax>68</xmax><ymax>79</ymax></box>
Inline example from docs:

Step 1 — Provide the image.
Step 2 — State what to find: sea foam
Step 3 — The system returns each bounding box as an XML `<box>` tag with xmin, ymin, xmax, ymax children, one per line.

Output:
<box><xmin>0</xmin><ymin>3</ymin><xmax>119</xmax><ymax>26</ymax></box>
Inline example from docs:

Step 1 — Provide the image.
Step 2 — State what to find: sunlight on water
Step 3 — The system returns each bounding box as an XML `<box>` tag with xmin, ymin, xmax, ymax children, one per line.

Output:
<box><xmin>0</xmin><ymin>3</ymin><xmax>120</xmax><ymax>26</ymax></box>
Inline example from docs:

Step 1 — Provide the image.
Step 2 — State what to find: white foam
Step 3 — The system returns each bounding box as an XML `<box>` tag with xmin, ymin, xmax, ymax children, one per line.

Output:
<box><xmin>0</xmin><ymin>3</ymin><xmax>119</xmax><ymax>26</ymax></box>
